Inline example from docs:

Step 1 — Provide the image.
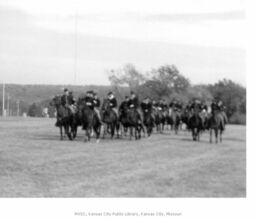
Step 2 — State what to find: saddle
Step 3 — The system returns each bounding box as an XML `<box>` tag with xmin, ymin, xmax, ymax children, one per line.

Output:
<box><xmin>66</xmin><ymin>104</ymin><xmax>77</xmax><ymax>114</ymax></box>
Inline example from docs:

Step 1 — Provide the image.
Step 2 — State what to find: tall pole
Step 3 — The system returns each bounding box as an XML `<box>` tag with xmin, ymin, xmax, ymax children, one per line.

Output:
<box><xmin>16</xmin><ymin>100</ymin><xmax>20</xmax><ymax>117</ymax></box>
<box><xmin>7</xmin><ymin>94</ymin><xmax>10</xmax><ymax>116</ymax></box>
<box><xmin>74</xmin><ymin>11</ymin><xmax>78</xmax><ymax>85</ymax></box>
<box><xmin>2</xmin><ymin>83</ymin><xmax>5</xmax><ymax>116</ymax></box>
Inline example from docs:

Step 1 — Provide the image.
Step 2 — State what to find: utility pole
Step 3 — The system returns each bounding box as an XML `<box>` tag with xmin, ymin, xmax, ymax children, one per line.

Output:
<box><xmin>16</xmin><ymin>100</ymin><xmax>20</xmax><ymax>117</ymax></box>
<box><xmin>74</xmin><ymin>11</ymin><xmax>78</xmax><ymax>85</ymax></box>
<box><xmin>7</xmin><ymin>94</ymin><xmax>10</xmax><ymax>116</ymax></box>
<box><xmin>2</xmin><ymin>83</ymin><xmax>5</xmax><ymax>116</ymax></box>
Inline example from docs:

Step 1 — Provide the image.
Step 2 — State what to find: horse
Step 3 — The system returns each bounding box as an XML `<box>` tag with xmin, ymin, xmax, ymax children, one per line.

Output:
<box><xmin>188</xmin><ymin>109</ymin><xmax>203</xmax><ymax>141</ymax></box>
<box><xmin>142</xmin><ymin>109</ymin><xmax>154</xmax><ymax>137</ymax></box>
<box><xmin>77</xmin><ymin>98</ymin><xmax>101</xmax><ymax>142</ymax></box>
<box><xmin>168</xmin><ymin>108</ymin><xmax>181</xmax><ymax>134</ymax></box>
<box><xmin>154</xmin><ymin>107</ymin><xmax>165</xmax><ymax>133</ymax></box>
<box><xmin>127</xmin><ymin>107</ymin><xmax>142</xmax><ymax>140</ymax></box>
<box><xmin>181</xmin><ymin>108</ymin><xmax>191</xmax><ymax>130</ymax></box>
<box><xmin>50</xmin><ymin>95</ymin><xmax>77</xmax><ymax>140</ymax></box>
<box><xmin>208</xmin><ymin>109</ymin><xmax>225</xmax><ymax>144</ymax></box>
<box><xmin>199</xmin><ymin>110</ymin><xmax>209</xmax><ymax>131</ymax></box>
<box><xmin>101</xmin><ymin>99</ymin><xmax>120</xmax><ymax>139</ymax></box>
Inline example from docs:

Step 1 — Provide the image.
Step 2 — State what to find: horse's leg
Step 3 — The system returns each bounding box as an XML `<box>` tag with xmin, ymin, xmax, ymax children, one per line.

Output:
<box><xmin>215</xmin><ymin>129</ymin><xmax>218</xmax><ymax>144</ymax></box>
<box><xmin>135</xmin><ymin>126</ymin><xmax>138</xmax><ymax>140</ymax></box>
<box><xmin>115</xmin><ymin>122</ymin><xmax>120</xmax><ymax>139</ymax></box>
<box><xmin>94</xmin><ymin>126</ymin><xmax>100</xmax><ymax>143</ymax></box>
<box><xmin>90</xmin><ymin>128</ymin><xmax>94</xmax><ymax>137</ymax></box>
<box><xmin>60</xmin><ymin>126</ymin><xmax>63</xmax><ymax>140</ymax></box>
<box><xmin>149</xmin><ymin>126</ymin><xmax>153</xmax><ymax>136</ymax></box>
<box><xmin>193</xmin><ymin>129</ymin><xmax>196</xmax><ymax>141</ymax></box>
<box><xmin>102</xmin><ymin>123</ymin><xmax>106</xmax><ymax>139</ymax></box>
<box><xmin>220</xmin><ymin>129</ymin><xmax>223</xmax><ymax>143</ymax></box>
<box><xmin>124</xmin><ymin>126</ymin><xmax>128</xmax><ymax>136</ymax></box>
<box><xmin>111</xmin><ymin>123</ymin><xmax>115</xmax><ymax>139</ymax></box>
<box><xmin>84</xmin><ymin>128</ymin><xmax>88</xmax><ymax>142</ymax></box>
<box><xmin>210</xmin><ymin>129</ymin><xmax>212</xmax><ymax>143</ymax></box>
<box><xmin>129</xmin><ymin>127</ymin><xmax>133</xmax><ymax>140</ymax></box>
<box><xmin>73</xmin><ymin>125</ymin><xmax>77</xmax><ymax>139</ymax></box>
<box><xmin>141</xmin><ymin>124</ymin><xmax>145</xmax><ymax>137</ymax></box>
<box><xmin>65</xmin><ymin>125</ymin><xmax>72</xmax><ymax>140</ymax></box>
<box><xmin>71</xmin><ymin>121</ymin><xmax>77</xmax><ymax>139</ymax></box>
<box><xmin>88</xmin><ymin>128</ymin><xmax>92</xmax><ymax>141</ymax></box>
<box><xmin>138</xmin><ymin>125</ymin><xmax>141</xmax><ymax>139</ymax></box>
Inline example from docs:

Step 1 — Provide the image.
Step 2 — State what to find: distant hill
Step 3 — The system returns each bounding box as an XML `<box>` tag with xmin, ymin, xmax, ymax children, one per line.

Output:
<box><xmin>0</xmin><ymin>84</ymin><xmax>130</xmax><ymax>103</ymax></box>
<box><xmin>0</xmin><ymin>84</ymin><xmax>129</xmax><ymax>116</ymax></box>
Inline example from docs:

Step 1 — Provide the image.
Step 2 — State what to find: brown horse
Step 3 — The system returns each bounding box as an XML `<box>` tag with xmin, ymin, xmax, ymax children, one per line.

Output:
<box><xmin>77</xmin><ymin>98</ymin><xmax>101</xmax><ymax>142</ymax></box>
<box><xmin>101</xmin><ymin>99</ymin><xmax>120</xmax><ymax>139</ymax></box>
<box><xmin>142</xmin><ymin>109</ymin><xmax>154</xmax><ymax>137</ymax></box>
<box><xmin>208</xmin><ymin>110</ymin><xmax>225</xmax><ymax>144</ymax></box>
<box><xmin>168</xmin><ymin>108</ymin><xmax>181</xmax><ymax>134</ymax></box>
<box><xmin>154</xmin><ymin>108</ymin><xmax>165</xmax><ymax>133</ymax></box>
<box><xmin>50</xmin><ymin>96</ymin><xmax>77</xmax><ymax>140</ymax></box>
<box><xmin>127</xmin><ymin>108</ymin><xmax>142</xmax><ymax>140</ymax></box>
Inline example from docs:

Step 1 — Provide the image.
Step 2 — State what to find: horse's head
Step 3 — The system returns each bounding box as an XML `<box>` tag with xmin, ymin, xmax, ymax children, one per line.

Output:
<box><xmin>50</xmin><ymin>95</ymin><xmax>61</xmax><ymax>107</ymax></box>
<box><xmin>101</xmin><ymin>99</ymin><xmax>110</xmax><ymax>111</ymax></box>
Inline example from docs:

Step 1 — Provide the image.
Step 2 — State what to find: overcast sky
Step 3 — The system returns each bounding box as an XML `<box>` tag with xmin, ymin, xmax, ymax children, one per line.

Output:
<box><xmin>0</xmin><ymin>0</ymin><xmax>246</xmax><ymax>86</ymax></box>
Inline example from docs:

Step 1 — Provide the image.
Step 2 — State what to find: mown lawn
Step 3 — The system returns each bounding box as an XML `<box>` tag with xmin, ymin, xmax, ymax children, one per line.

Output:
<box><xmin>0</xmin><ymin>117</ymin><xmax>246</xmax><ymax>197</ymax></box>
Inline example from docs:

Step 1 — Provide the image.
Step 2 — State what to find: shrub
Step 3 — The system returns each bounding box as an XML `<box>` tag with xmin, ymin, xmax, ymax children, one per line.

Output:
<box><xmin>229</xmin><ymin>112</ymin><xmax>246</xmax><ymax>125</ymax></box>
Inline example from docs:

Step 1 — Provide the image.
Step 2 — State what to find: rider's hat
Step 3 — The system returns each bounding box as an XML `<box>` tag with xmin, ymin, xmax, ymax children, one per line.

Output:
<box><xmin>64</xmin><ymin>88</ymin><xmax>68</xmax><ymax>92</ymax></box>
<box><xmin>108</xmin><ymin>91</ymin><xmax>113</xmax><ymax>96</ymax></box>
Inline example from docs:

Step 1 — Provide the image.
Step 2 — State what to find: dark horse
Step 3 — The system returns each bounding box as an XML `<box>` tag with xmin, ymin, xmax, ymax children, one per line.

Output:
<box><xmin>181</xmin><ymin>109</ymin><xmax>191</xmax><ymax>130</ymax></box>
<box><xmin>127</xmin><ymin>108</ymin><xmax>142</xmax><ymax>140</ymax></box>
<box><xmin>142</xmin><ymin>109</ymin><xmax>154</xmax><ymax>137</ymax></box>
<box><xmin>167</xmin><ymin>108</ymin><xmax>181</xmax><ymax>134</ymax></box>
<box><xmin>50</xmin><ymin>95</ymin><xmax>77</xmax><ymax>140</ymax></box>
<box><xmin>154</xmin><ymin>108</ymin><xmax>165</xmax><ymax>133</ymax></box>
<box><xmin>119</xmin><ymin>106</ymin><xmax>130</xmax><ymax>136</ymax></box>
<box><xmin>77</xmin><ymin>98</ymin><xmax>101</xmax><ymax>142</ymax></box>
<box><xmin>188</xmin><ymin>108</ymin><xmax>203</xmax><ymax>141</ymax></box>
<box><xmin>101</xmin><ymin>99</ymin><xmax>120</xmax><ymax>139</ymax></box>
<box><xmin>208</xmin><ymin>109</ymin><xmax>225</xmax><ymax>144</ymax></box>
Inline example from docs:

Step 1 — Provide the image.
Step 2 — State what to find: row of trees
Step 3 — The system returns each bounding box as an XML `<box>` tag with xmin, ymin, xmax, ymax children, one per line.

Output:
<box><xmin>108</xmin><ymin>64</ymin><xmax>246</xmax><ymax>124</ymax></box>
<box><xmin>24</xmin><ymin>63</ymin><xmax>245</xmax><ymax>124</ymax></box>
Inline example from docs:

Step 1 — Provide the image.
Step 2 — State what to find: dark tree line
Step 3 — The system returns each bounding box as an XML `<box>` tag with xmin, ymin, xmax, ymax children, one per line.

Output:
<box><xmin>108</xmin><ymin>64</ymin><xmax>246</xmax><ymax>124</ymax></box>
<box><xmin>3</xmin><ymin>63</ymin><xmax>245</xmax><ymax>124</ymax></box>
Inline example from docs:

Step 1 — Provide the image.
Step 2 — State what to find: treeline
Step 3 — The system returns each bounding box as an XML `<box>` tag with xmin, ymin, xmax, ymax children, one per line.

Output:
<box><xmin>0</xmin><ymin>64</ymin><xmax>246</xmax><ymax>124</ymax></box>
<box><xmin>107</xmin><ymin>64</ymin><xmax>246</xmax><ymax>124</ymax></box>
<box><xmin>0</xmin><ymin>84</ymin><xmax>129</xmax><ymax>117</ymax></box>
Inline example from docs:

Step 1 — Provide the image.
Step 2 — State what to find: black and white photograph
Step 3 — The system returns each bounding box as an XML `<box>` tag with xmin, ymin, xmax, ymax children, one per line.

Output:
<box><xmin>0</xmin><ymin>0</ymin><xmax>251</xmax><ymax>218</ymax></box>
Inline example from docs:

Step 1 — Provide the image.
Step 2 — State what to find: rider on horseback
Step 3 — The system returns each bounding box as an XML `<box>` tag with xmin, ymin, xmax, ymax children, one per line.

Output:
<box><xmin>141</xmin><ymin>97</ymin><xmax>154</xmax><ymax>122</ymax></box>
<box><xmin>169</xmin><ymin>98</ymin><xmax>182</xmax><ymax>112</ymax></box>
<box><xmin>127</xmin><ymin>91</ymin><xmax>143</xmax><ymax>123</ymax></box>
<box><xmin>190</xmin><ymin>98</ymin><xmax>203</xmax><ymax>112</ymax></box>
<box><xmin>211</xmin><ymin>99</ymin><xmax>228</xmax><ymax>125</ymax></box>
<box><xmin>84</xmin><ymin>91</ymin><xmax>94</xmax><ymax>109</ymax></box>
<box><xmin>160</xmin><ymin>99</ymin><xmax>168</xmax><ymax>111</ymax></box>
<box><xmin>189</xmin><ymin>98</ymin><xmax>204</xmax><ymax>128</ymax></box>
<box><xmin>152</xmin><ymin>100</ymin><xmax>157</xmax><ymax>109</ymax></box>
<box><xmin>107</xmin><ymin>91</ymin><xmax>118</xmax><ymax>117</ymax></box>
<box><xmin>119</xmin><ymin>95</ymin><xmax>129</xmax><ymax>117</ymax></box>
<box><xmin>92</xmin><ymin>91</ymin><xmax>102</xmax><ymax>124</ymax></box>
<box><xmin>61</xmin><ymin>88</ymin><xmax>76</xmax><ymax>114</ymax></box>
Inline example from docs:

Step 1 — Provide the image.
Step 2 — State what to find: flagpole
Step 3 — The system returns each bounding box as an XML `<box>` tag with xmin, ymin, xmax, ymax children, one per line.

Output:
<box><xmin>7</xmin><ymin>93</ymin><xmax>10</xmax><ymax>116</ymax></box>
<box><xmin>74</xmin><ymin>10</ymin><xmax>78</xmax><ymax>85</ymax></box>
<box><xmin>2</xmin><ymin>83</ymin><xmax>5</xmax><ymax>116</ymax></box>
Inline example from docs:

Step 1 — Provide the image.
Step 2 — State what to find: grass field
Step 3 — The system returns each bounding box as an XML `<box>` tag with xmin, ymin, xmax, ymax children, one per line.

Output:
<box><xmin>0</xmin><ymin>117</ymin><xmax>246</xmax><ymax>197</ymax></box>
